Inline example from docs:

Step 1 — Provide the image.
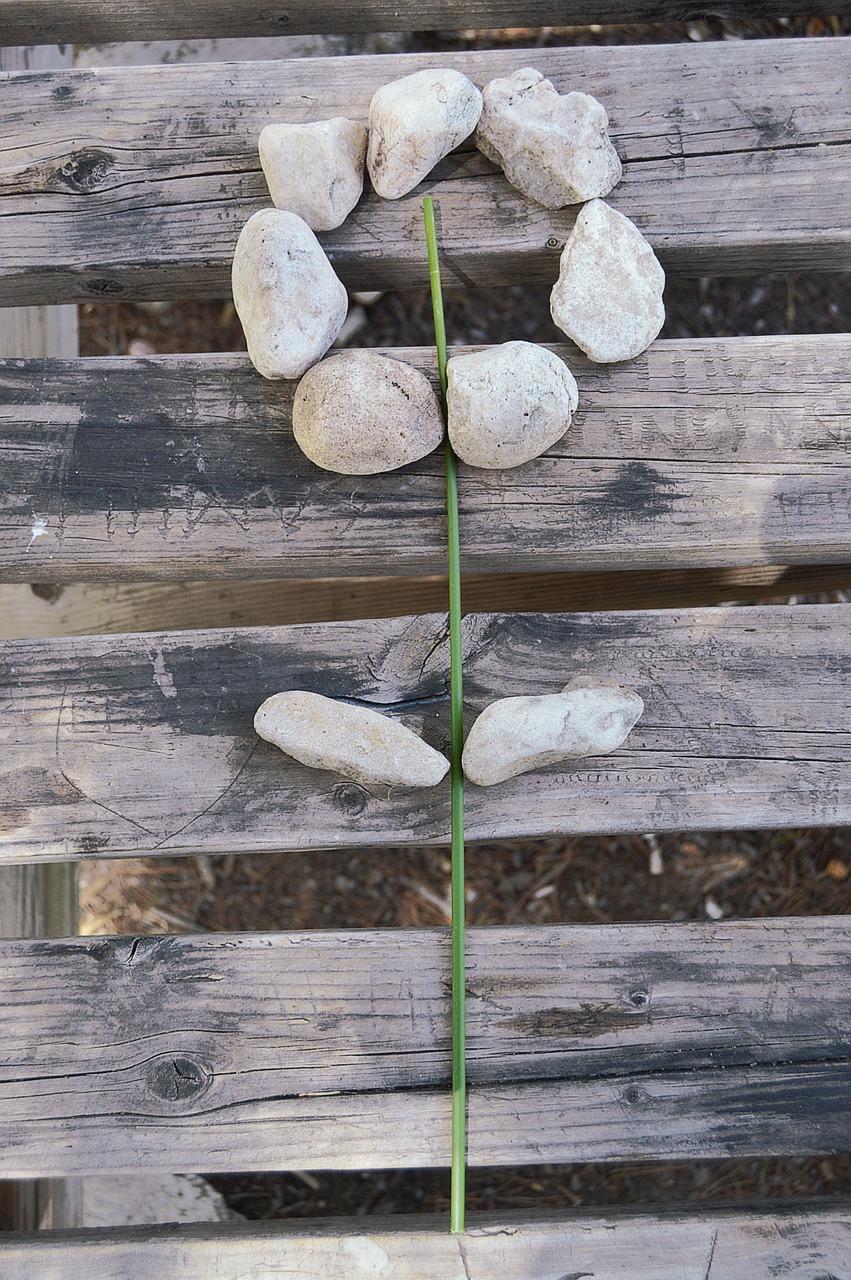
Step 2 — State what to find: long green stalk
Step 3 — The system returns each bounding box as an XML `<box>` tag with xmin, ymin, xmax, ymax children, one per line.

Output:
<box><xmin>423</xmin><ymin>195</ymin><xmax>466</xmax><ymax>1236</ymax></box>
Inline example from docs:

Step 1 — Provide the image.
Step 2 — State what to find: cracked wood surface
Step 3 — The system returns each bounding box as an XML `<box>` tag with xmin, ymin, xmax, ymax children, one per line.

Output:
<box><xmin>0</xmin><ymin>920</ymin><xmax>849</xmax><ymax>1175</ymax></box>
<box><xmin>1</xmin><ymin>605</ymin><xmax>849</xmax><ymax>862</ymax></box>
<box><xmin>2</xmin><ymin>337</ymin><xmax>850</xmax><ymax>582</ymax></box>
<box><xmin>0</xmin><ymin>39</ymin><xmax>849</xmax><ymax>304</ymax></box>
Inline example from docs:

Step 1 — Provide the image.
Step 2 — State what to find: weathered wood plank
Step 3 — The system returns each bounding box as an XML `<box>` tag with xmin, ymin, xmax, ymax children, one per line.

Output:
<box><xmin>3</xmin><ymin>1</ymin><xmax>849</xmax><ymax>45</ymax></box>
<box><xmin>3</xmin><ymin>338</ymin><xmax>850</xmax><ymax>581</ymax></box>
<box><xmin>0</xmin><ymin>39</ymin><xmax>849</xmax><ymax>304</ymax></box>
<box><xmin>0</xmin><ymin>920</ymin><xmax>849</xmax><ymax>1176</ymax></box>
<box><xmin>1</xmin><ymin>605</ymin><xmax>849</xmax><ymax>862</ymax></box>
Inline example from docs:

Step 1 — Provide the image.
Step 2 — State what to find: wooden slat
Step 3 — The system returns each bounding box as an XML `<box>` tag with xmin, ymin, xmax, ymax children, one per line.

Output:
<box><xmin>0</xmin><ymin>39</ymin><xmax>849</xmax><ymax>304</ymax></box>
<box><xmin>3</xmin><ymin>337</ymin><xmax>850</xmax><ymax>582</ymax></box>
<box><xmin>2</xmin><ymin>1206</ymin><xmax>851</xmax><ymax>1280</ymax></box>
<box><xmin>0</xmin><ymin>920</ymin><xmax>848</xmax><ymax>1175</ymax></box>
<box><xmin>2</xmin><ymin>604</ymin><xmax>849</xmax><ymax>862</ymax></box>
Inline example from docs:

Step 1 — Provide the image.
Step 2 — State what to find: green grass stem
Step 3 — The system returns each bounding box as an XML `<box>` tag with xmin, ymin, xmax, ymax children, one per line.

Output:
<box><xmin>423</xmin><ymin>195</ymin><xmax>466</xmax><ymax>1236</ymax></box>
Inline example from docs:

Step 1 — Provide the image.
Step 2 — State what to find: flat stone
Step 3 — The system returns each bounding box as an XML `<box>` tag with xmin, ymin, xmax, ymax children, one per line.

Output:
<box><xmin>231</xmin><ymin>209</ymin><xmax>348</xmax><ymax>380</ymax></box>
<box><xmin>462</xmin><ymin>677</ymin><xmax>644</xmax><ymax>787</ymax></box>
<box><xmin>258</xmin><ymin>117</ymin><xmax>367</xmax><ymax>232</ymax></box>
<box><xmin>255</xmin><ymin>691</ymin><xmax>449</xmax><ymax>788</ymax></box>
<box><xmin>475</xmin><ymin>67</ymin><xmax>622</xmax><ymax>208</ymax></box>
<box><xmin>292</xmin><ymin>350</ymin><xmax>444</xmax><ymax>474</ymax></box>
<box><xmin>550</xmin><ymin>199</ymin><xmax>665</xmax><ymax>363</ymax></box>
<box><xmin>447</xmin><ymin>340</ymin><xmax>578</xmax><ymax>469</ymax></box>
<box><xmin>367</xmin><ymin>68</ymin><xmax>483</xmax><ymax>200</ymax></box>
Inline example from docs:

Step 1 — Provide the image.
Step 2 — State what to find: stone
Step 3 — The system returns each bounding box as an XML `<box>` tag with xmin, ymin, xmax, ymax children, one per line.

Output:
<box><xmin>254</xmin><ymin>691</ymin><xmax>449</xmax><ymax>788</ymax></box>
<box><xmin>475</xmin><ymin>67</ymin><xmax>622</xmax><ymax>208</ymax></box>
<box><xmin>462</xmin><ymin>677</ymin><xmax>644</xmax><ymax>787</ymax></box>
<box><xmin>258</xmin><ymin>117</ymin><xmax>368</xmax><ymax>231</ymax></box>
<box><xmin>367</xmin><ymin>68</ymin><xmax>483</xmax><ymax>200</ymax></box>
<box><xmin>292</xmin><ymin>350</ymin><xmax>444</xmax><ymax>474</ymax></box>
<box><xmin>231</xmin><ymin>209</ymin><xmax>348</xmax><ymax>380</ymax></box>
<box><xmin>447</xmin><ymin>340</ymin><xmax>578</xmax><ymax>469</ymax></box>
<box><xmin>550</xmin><ymin>199</ymin><xmax>665</xmax><ymax>363</ymax></box>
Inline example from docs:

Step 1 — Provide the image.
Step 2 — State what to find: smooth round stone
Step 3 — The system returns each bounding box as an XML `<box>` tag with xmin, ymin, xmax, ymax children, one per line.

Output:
<box><xmin>292</xmin><ymin>350</ymin><xmax>445</xmax><ymax>475</ymax></box>
<box><xmin>462</xmin><ymin>678</ymin><xmax>644</xmax><ymax>787</ymax></box>
<box><xmin>258</xmin><ymin>117</ymin><xmax>367</xmax><ymax>231</ymax></box>
<box><xmin>232</xmin><ymin>209</ymin><xmax>348</xmax><ymax>380</ymax></box>
<box><xmin>447</xmin><ymin>340</ymin><xmax>579</xmax><ymax>469</ymax></box>
<box><xmin>550</xmin><ymin>199</ymin><xmax>665</xmax><ymax>363</ymax></box>
<box><xmin>254</xmin><ymin>691</ymin><xmax>450</xmax><ymax>788</ymax></box>
<box><xmin>367</xmin><ymin>68</ymin><xmax>483</xmax><ymax>200</ymax></box>
<box><xmin>476</xmin><ymin>67</ymin><xmax>622</xmax><ymax>208</ymax></box>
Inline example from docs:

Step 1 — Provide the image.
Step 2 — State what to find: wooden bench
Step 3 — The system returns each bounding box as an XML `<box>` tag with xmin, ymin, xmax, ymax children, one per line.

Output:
<box><xmin>1</xmin><ymin>5</ymin><xmax>850</xmax><ymax>1272</ymax></box>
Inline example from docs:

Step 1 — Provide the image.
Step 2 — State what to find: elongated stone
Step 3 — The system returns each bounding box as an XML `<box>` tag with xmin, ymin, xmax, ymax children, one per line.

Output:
<box><xmin>254</xmin><ymin>691</ymin><xmax>449</xmax><ymax>788</ymax></box>
<box><xmin>258</xmin><ymin>117</ymin><xmax>367</xmax><ymax>232</ymax></box>
<box><xmin>550</xmin><ymin>199</ymin><xmax>666</xmax><ymax>363</ymax></box>
<box><xmin>232</xmin><ymin>209</ymin><xmax>348</xmax><ymax>380</ymax></box>
<box><xmin>462</xmin><ymin>677</ymin><xmax>644</xmax><ymax>787</ymax></box>
<box><xmin>447</xmin><ymin>340</ymin><xmax>578</xmax><ymax>469</ymax></box>
<box><xmin>367</xmin><ymin>68</ymin><xmax>483</xmax><ymax>200</ymax></box>
<box><xmin>292</xmin><ymin>350</ymin><xmax>444</xmax><ymax>474</ymax></box>
<box><xmin>476</xmin><ymin>67</ymin><xmax>622</xmax><ymax>208</ymax></box>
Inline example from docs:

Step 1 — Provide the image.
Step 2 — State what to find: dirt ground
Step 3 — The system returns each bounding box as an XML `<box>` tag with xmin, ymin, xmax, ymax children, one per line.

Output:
<box><xmin>75</xmin><ymin>16</ymin><xmax>851</xmax><ymax>1221</ymax></box>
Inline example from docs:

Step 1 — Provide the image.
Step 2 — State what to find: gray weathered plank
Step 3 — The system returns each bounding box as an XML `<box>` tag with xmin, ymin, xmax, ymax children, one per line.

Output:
<box><xmin>3</xmin><ymin>337</ymin><xmax>851</xmax><ymax>582</ymax></box>
<box><xmin>2</xmin><ymin>605</ymin><xmax>849</xmax><ymax>863</ymax></box>
<box><xmin>0</xmin><ymin>39</ymin><xmax>849</xmax><ymax>304</ymax></box>
<box><xmin>1</xmin><ymin>1205</ymin><xmax>850</xmax><ymax>1280</ymax></box>
<box><xmin>0</xmin><ymin>920</ymin><xmax>849</xmax><ymax>1175</ymax></box>
<box><xmin>3</xmin><ymin>0</ymin><xmax>849</xmax><ymax>45</ymax></box>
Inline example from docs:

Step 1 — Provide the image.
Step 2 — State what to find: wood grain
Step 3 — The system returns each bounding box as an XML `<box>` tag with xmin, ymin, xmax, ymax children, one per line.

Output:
<box><xmin>3</xmin><ymin>337</ymin><xmax>851</xmax><ymax>582</ymax></box>
<box><xmin>2</xmin><ymin>605</ymin><xmax>849</xmax><ymax>862</ymax></box>
<box><xmin>0</xmin><ymin>39</ymin><xmax>849</xmax><ymax>304</ymax></box>
<box><xmin>0</xmin><ymin>919</ymin><xmax>849</xmax><ymax>1175</ymax></box>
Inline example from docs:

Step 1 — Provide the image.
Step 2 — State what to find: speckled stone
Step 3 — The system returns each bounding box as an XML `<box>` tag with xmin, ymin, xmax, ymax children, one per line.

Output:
<box><xmin>550</xmin><ymin>199</ymin><xmax>665</xmax><ymax>363</ymax></box>
<box><xmin>447</xmin><ymin>340</ymin><xmax>578</xmax><ymax>469</ymax></box>
<box><xmin>258</xmin><ymin>117</ymin><xmax>368</xmax><ymax>231</ymax></box>
<box><xmin>475</xmin><ymin>67</ymin><xmax>622</xmax><ymax>208</ymax></box>
<box><xmin>232</xmin><ymin>209</ymin><xmax>348</xmax><ymax>380</ymax></box>
<box><xmin>367</xmin><ymin>68</ymin><xmax>483</xmax><ymax>200</ymax></box>
<box><xmin>462</xmin><ymin>677</ymin><xmax>644</xmax><ymax>787</ymax></box>
<box><xmin>292</xmin><ymin>350</ymin><xmax>444</xmax><ymax>474</ymax></box>
<box><xmin>254</xmin><ymin>691</ymin><xmax>450</xmax><ymax>788</ymax></box>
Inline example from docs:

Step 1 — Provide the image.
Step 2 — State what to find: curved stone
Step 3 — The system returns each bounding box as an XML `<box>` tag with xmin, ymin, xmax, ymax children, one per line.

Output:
<box><xmin>254</xmin><ymin>691</ymin><xmax>450</xmax><ymax>788</ymax></box>
<box><xmin>476</xmin><ymin>67</ymin><xmax>622</xmax><ymax>208</ymax></box>
<box><xmin>292</xmin><ymin>350</ymin><xmax>444</xmax><ymax>474</ymax></box>
<box><xmin>447</xmin><ymin>340</ymin><xmax>578</xmax><ymax>469</ymax></box>
<box><xmin>550</xmin><ymin>199</ymin><xmax>666</xmax><ymax>363</ymax></box>
<box><xmin>367</xmin><ymin>68</ymin><xmax>483</xmax><ymax>200</ymax></box>
<box><xmin>258</xmin><ymin>117</ymin><xmax>368</xmax><ymax>232</ymax></box>
<box><xmin>232</xmin><ymin>209</ymin><xmax>348</xmax><ymax>380</ymax></box>
<box><xmin>462</xmin><ymin>677</ymin><xmax>644</xmax><ymax>787</ymax></box>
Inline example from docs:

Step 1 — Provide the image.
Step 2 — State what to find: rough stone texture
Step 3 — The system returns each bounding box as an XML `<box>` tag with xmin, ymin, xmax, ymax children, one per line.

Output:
<box><xmin>550</xmin><ymin>199</ymin><xmax>666</xmax><ymax>363</ymax></box>
<box><xmin>463</xmin><ymin>677</ymin><xmax>644</xmax><ymax>787</ymax></box>
<box><xmin>367</xmin><ymin>68</ymin><xmax>483</xmax><ymax>200</ymax></box>
<box><xmin>254</xmin><ymin>691</ymin><xmax>449</xmax><ymax>788</ymax></box>
<box><xmin>231</xmin><ymin>209</ymin><xmax>348</xmax><ymax>380</ymax></box>
<box><xmin>258</xmin><ymin>117</ymin><xmax>367</xmax><ymax>232</ymax></box>
<box><xmin>475</xmin><ymin>67</ymin><xmax>622</xmax><ymax>208</ymax></box>
<box><xmin>292</xmin><ymin>350</ymin><xmax>444</xmax><ymax>474</ymax></box>
<box><xmin>447</xmin><ymin>340</ymin><xmax>578</xmax><ymax>469</ymax></box>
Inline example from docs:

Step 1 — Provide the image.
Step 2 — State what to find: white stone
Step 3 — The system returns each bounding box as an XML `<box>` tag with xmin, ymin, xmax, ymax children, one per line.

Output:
<box><xmin>550</xmin><ymin>199</ymin><xmax>665</xmax><ymax>363</ymax></box>
<box><xmin>447</xmin><ymin>340</ymin><xmax>578</xmax><ymax>469</ymax></box>
<box><xmin>462</xmin><ymin>677</ymin><xmax>644</xmax><ymax>787</ymax></box>
<box><xmin>231</xmin><ymin>209</ymin><xmax>348</xmax><ymax>380</ymax></box>
<box><xmin>292</xmin><ymin>350</ymin><xmax>444</xmax><ymax>474</ymax></box>
<box><xmin>254</xmin><ymin>691</ymin><xmax>449</xmax><ymax>788</ymax></box>
<box><xmin>258</xmin><ymin>117</ymin><xmax>367</xmax><ymax>231</ymax></box>
<box><xmin>367</xmin><ymin>68</ymin><xmax>483</xmax><ymax>200</ymax></box>
<box><xmin>475</xmin><ymin>67</ymin><xmax>622</xmax><ymax>208</ymax></box>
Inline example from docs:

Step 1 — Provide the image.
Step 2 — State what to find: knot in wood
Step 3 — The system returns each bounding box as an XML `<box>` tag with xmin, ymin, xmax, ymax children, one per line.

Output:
<box><xmin>332</xmin><ymin>782</ymin><xmax>370</xmax><ymax>816</ymax></box>
<box><xmin>148</xmin><ymin>1055</ymin><xmax>212</xmax><ymax>1104</ymax></box>
<box><xmin>627</xmin><ymin>989</ymin><xmax>650</xmax><ymax>1009</ymax></box>
<box><xmin>53</xmin><ymin>148</ymin><xmax>114</xmax><ymax>194</ymax></box>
